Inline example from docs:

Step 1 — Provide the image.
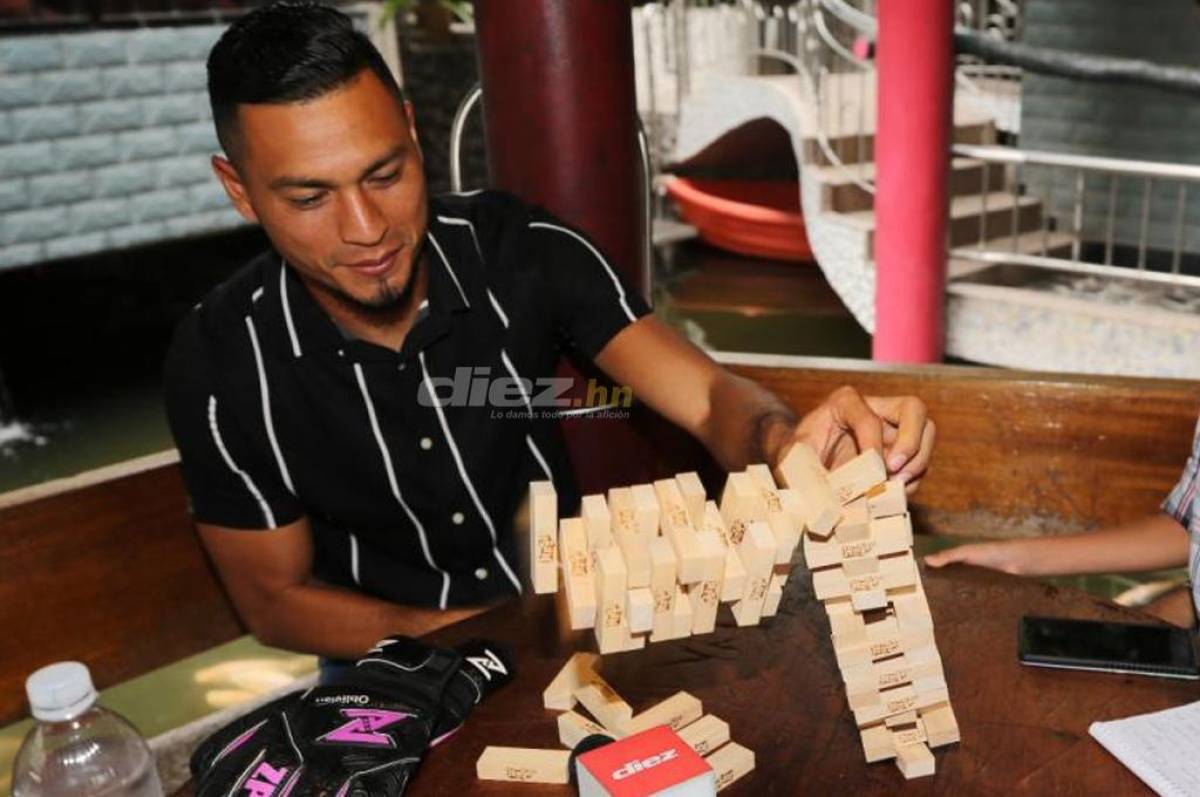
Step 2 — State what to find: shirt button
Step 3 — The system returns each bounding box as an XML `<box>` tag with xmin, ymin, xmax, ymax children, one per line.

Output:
<box><xmin>419</xmin><ymin>437</ymin><xmax>432</xmax><ymax>450</ymax></box>
<box><xmin>451</xmin><ymin>511</ymin><xmax>465</xmax><ymax>525</ymax></box>
<box><xmin>398</xmin><ymin>362</ymin><xmax>406</xmax><ymax>371</ymax></box>
<box><xmin>474</xmin><ymin>567</ymin><xmax>488</xmax><ymax>581</ymax></box>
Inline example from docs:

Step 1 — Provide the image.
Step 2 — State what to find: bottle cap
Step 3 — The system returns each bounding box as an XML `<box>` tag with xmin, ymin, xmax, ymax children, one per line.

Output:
<box><xmin>26</xmin><ymin>662</ymin><xmax>97</xmax><ymax>721</ymax></box>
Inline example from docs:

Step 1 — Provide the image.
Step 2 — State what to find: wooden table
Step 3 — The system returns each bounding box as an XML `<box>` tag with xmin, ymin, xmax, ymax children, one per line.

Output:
<box><xmin>178</xmin><ymin>565</ymin><xmax>1200</xmax><ymax>795</ymax></box>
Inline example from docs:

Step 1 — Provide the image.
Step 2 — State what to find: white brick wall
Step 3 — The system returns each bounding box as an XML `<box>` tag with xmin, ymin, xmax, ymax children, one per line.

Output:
<box><xmin>0</xmin><ymin>24</ymin><xmax>244</xmax><ymax>269</ymax></box>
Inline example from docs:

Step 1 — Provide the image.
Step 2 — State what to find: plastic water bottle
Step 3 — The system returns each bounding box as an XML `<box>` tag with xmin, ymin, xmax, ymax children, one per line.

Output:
<box><xmin>12</xmin><ymin>662</ymin><xmax>164</xmax><ymax>797</ymax></box>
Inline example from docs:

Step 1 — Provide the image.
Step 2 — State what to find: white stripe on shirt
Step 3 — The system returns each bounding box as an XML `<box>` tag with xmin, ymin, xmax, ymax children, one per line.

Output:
<box><xmin>528</xmin><ymin>220</ymin><xmax>637</xmax><ymax>322</ymax></box>
<box><xmin>427</xmin><ymin>231</ymin><xmax>471</xmax><ymax>308</ymax></box>
<box><xmin>279</xmin><ymin>260</ymin><xmax>302</xmax><ymax>358</ymax></box>
<box><xmin>245</xmin><ymin>316</ymin><xmax>296</xmax><ymax>495</ymax></box>
<box><xmin>207</xmin><ymin>395</ymin><xmax>277</xmax><ymax>528</ymax></box>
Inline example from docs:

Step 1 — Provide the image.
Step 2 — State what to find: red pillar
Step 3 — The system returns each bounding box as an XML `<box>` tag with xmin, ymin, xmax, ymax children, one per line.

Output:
<box><xmin>872</xmin><ymin>0</ymin><xmax>953</xmax><ymax>362</ymax></box>
<box><xmin>474</xmin><ymin>0</ymin><xmax>656</xmax><ymax>494</ymax></box>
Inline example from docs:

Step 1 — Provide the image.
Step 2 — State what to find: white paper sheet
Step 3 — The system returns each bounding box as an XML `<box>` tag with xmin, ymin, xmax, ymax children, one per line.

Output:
<box><xmin>1090</xmin><ymin>700</ymin><xmax>1200</xmax><ymax>797</ymax></box>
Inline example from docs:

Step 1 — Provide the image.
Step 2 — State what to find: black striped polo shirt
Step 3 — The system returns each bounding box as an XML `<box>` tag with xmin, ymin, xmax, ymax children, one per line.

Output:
<box><xmin>164</xmin><ymin>190</ymin><xmax>650</xmax><ymax>608</ymax></box>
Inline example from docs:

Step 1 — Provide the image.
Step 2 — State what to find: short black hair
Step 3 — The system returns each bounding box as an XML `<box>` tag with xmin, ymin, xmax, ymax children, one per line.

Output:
<box><xmin>207</xmin><ymin>1</ymin><xmax>405</xmax><ymax>161</ymax></box>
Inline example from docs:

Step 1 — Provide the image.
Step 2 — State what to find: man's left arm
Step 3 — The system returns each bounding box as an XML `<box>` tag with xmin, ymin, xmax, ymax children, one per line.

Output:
<box><xmin>593</xmin><ymin>316</ymin><xmax>935</xmax><ymax>489</ymax></box>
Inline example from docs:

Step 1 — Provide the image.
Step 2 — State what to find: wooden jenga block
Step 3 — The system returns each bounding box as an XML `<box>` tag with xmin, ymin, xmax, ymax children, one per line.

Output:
<box><xmin>542</xmin><ymin>652</ymin><xmax>600</xmax><ymax>711</ymax></box>
<box><xmin>866</xmin><ymin>478</ymin><xmax>907</xmax><ymax>519</ymax></box>
<box><xmin>884</xmin><ymin>710</ymin><xmax>919</xmax><ymax>728</ymax></box>
<box><xmin>627</xmin><ymin>587</ymin><xmax>654</xmax><ymax>634</ymax></box>
<box><xmin>860</xmin><ymin>723</ymin><xmax>897</xmax><ymax>763</ymax></box>
<box><xmin>890</xmin><ymin>721</ymin><xmax>928</xmax><ymax>749</ymax></box>
<box><xmin>720</xmin><ymin>471</ymin><xmax>766</xmax><ymax>528</ymax></box>
<box><xmin>559</xmin><ymin>518</ymin><xmax>596</xmax><ymax>630</ymax></box>
<box><xmin>687</xmin><ymin>572</ymin><xmax>722</xmax><ymax>635</ymax></box>
<box><xmin>705</xmin><ymin>742</ymin><xmax>755</xmax><ymax>792</ymax></box>
<box><xmin>574</xmin><ymin>676</ymin><xmax>634</xmax><ymax>733</ymax></box>
<box><xmin>773</xmin><ymin>443</ymin><xmax>841</xmax><ymax>537</ymax></box>
<box><xmin>593</xmin><ymin>545</ymin><xmax>629</xmax><ymax>655</ymax></box>
<box><xmin>880</xmin><ymin>551</ymin><xmax>919</xmax><ymax>590</ymax></box>
<box><xmin>895</xmin><ymin>740</ymin><xmax>935</xmax><ymax>779</ymax></box>
<box><xmin>806</xmin><ymin>512</ymin><xmax>911</xmax><ymax>571</ymax></box>
<box><xmin>655</xmin><ymin>478</ymin><xmax>705</xmax><ymax>584</ymax></box>
<box><xmin>920</xmin><ymin>702</ymin><xmax>961</xmax><ymax>748</ymax></box>
<box><xmin>557</xmin><ymin>710</ymin><xmax>610</xmax><ymax>748</ymax></box>
<box><xmin>529</xmin><ymin>481</ymin><xmax>558</xmax><ymax>594</ymax></box>
<box><xmin>844</xmin><ymin>657</ymin><xmax>945</xmax><ymax>698</ymax></box>
<box><xmin>853</xmin><ymin>686</ymin><xmax>950</xmax><ymax>727</ymax></box>
<box><xmin>835</xmin><ymin>499</ymin><xmax>871</xmax><ymax>541</ymax></box>
<box><xmin>836</xmin><ymin>627</ymin><xmax>937</xmax><ymax>671</ymax></box>
<box><xmin>676</xmin><ymin>471</ymin><xmax>708</xmax><ymax>528</ymax></box>
<box><xmin>476</xmin><ymin>746</ymin><xmax>571</xmax><ymax>784</ymax></box>
<box><xmin>701</xmin><ymin>501</ymin><xmax>748</xmax><ymax>601</ymax></box>
<box><xmin>828</xmin><ymin>449</ymin><xmax>887</xmax><ymax>504</ymax></box>
<box><xmin>648</xmin><ymin>535</ymin><xmax>678</xmax><ymax>642</ymax></box>
<box><xmin>761</xmin><ymin>573</ymin><xmax>784</xmax><ymax>617</ymax></box>
<box><xmin>730</xmin><ymin>521</ymin><xmax>776</xmax><ymax>626</ymax></box>
<box><xmin>747</xmin><ymin>464</ymin><xmax>802</xmax><ymax>565</ymax></box>
<box><xmin>694</xmin><ymin>526</ymin><xmax>727</xmax><ymax>583</ymax></box>
<box><xmin>614</xmin><ymin>528</ymin><xmax>651</xmax><ymax>590</ymax></box>
<box><xmin>621</xmin><ymin>691</ymin><xmax>703</xmax><ymax>737</ymax></box>
<box><xmin>843</xmin><ymin>555</ymin><xmax>888</xmax><ymax>611</ymax></box>
<box><xmin>630</xmin><ymin>483</ymin><xmax>661</xmax><ymax>536</ymax></box>
<box><xmin>891</xmin><ymin>584</ymin><xmax>934</xmax><ymax>630</ymax></box>
<box><xmin>677</xmin><ymin>714</ymin><xmax>730</xmax><ymax>756</ymax></box>
<box><xmin>670</xmin><ymin>584</ymin><xmax>693</xmax><ymax>639</ymax></box>
<box><xmin>581</xmin><ymin>493</ymin><xmax>613</xmax><ymax>550</ymax></box>
<box><xmin>624</xmin><ymin>632</ymin><xmax>647</xmax><ymax>652</ymax></box>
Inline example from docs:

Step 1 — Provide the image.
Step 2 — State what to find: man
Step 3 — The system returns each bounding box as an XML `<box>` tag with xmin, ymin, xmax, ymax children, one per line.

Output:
<box><xmin>165</xmin><ymin>1</ymin><xmax>935</xmax><ymax>662</ymax></box>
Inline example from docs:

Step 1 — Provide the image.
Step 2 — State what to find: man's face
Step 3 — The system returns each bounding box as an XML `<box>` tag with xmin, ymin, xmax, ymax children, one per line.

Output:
<box><xmin>214</xmin><ymin>69</ymin><xmax>428</xmax><ymax>313</ymax></box>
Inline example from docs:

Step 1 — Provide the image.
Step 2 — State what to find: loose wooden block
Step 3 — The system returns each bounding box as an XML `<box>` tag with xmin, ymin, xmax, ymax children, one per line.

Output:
<box><xmin>614</xmin><ymin>527</ymin><xmax>651</xmax><ymax>589</ymax></box>
<box><xmin>676</xmin><ymin>471</ymin><xmax>708</xmax><ymax>528</ymax></box>
<box><xmin>895</xmin><ymin>740</ymin><xmax>935</xmax><ymax>780</ymax></box>
<box><xmin>731</xmin><ymin>521</ymin><xmax>776</xmax><ymax>626</ymax></box>
<box><xmin>773</xmin><ymin>443</ymin><xmax>842</xmax><ymax>537</ymax></box>
<box><xmin>630</xmin><ymin>483</ymin><xmax>661</xmax><ymax>536</ymax></box>
<box><xmin>560</xmin><ymin>518</ymin><xmax>596</xmax><ymax>630</ymax></box>
<box><xmin>529</xmin><ymin>481</ymin><xmax>559</xmax><ymax>595</ymax></box>
<box><xmin>693</xmin><ymin>526</ymin><xmax>727</xmax><ymax>583</ymax></box>
<box><xmin>655</xmin><ymin>478</ymin><xmax>705</xmax><ymax>584</ymax></box>
<box><xmin>719</xmin><ymin>471</ymin><xmax>766</xmax><ymax>528</ymax></box>
<box><xmin>705</xmin><ymin>741</ymin><xmax>755</xmax><ymax>792</ymax></box>
<box><xmin>808</xmin><ymin>513</ymin><xmax>913</xmax><ymax>569</ymax></box>
<box><xmin>574</xmin><ymin>677</ymin><xmax>634</xmax><ymax>733</ymax></box>
<box><xmin>671</xmin><ymin>584</ymin><xmax>693</xmax><ymax>639</ymax></box>
<box><xmin>678</xmin><ymin>714</ymin><xmax>730</xmax><ymax>756</ymax></box>
<box><xmin>860</xmin><ymin>723</ymin><xmax>897</xmax><ymax>763</ymax></box>
<box><xmin>828</xmin><ymin>449</ymin><xmax>887</xmax><ymax>504</ymax></box>
<box><xmin>476</xmin><ymin>746</ymin><xmax>570</xmax><ymax>784</ymax></box>
<box><xmin>748</xmin><ymin>464</ymin><xmax>801</xmax><ymax>565</ymax></box>
<box><xmin>701</xmin><ymin>501</ymin><xmax>748</xmax><ymax>601</ymax></box>
<box><xmin>835</xmin><ymin>499</ymin><xmax>871</xmax><ymax>542</ymax></box>
<box><xmin>593</xmin><ymin>545</ymin><xmax>629</xmax><ymax>655</ymax></box>
<box><xmin>866</xmin><ymin>478</ymin><xmax>907</xmax><ymax>519</ymax></box>
<box><xmin>542</xmin><ymin>651</ymin><xmax>599</xmax><ymax>711</ymax></box>
<box><xmin>761</xmin><ymin>573</ymin><xmax>784</xmax><ymax>617</ymax></box>
<box><xmin>626</xmin><ymin>587</ymin><xmax>655</xmax><ymax>634</ymax></box>
<box><xmin>648</xmin><ymin>535</ymin><xmax>678</xmax><ymax>642</ymax></box>
<box><xmin>621</xmin><ymin>691</ymin><xmax>703</xmax><ymax>737</ymax></box>
<box><xmin>581</xmin><ymin>493</ymin><xmax>613</xmax><ymax>551</ymax></box>
<box><xmin>687</xmin><ymin>574</ymin><xmax>723</xmax><ymax>635</ymax></box>
<box><xmin>920</xmin><ymin>702</ymin><xmax>961</xmax><ymax>748</ymax></box>
<box><xmin>558</xmin><ymin>710</ymin><xmax>610</xmax><ymax>748</ymax></box>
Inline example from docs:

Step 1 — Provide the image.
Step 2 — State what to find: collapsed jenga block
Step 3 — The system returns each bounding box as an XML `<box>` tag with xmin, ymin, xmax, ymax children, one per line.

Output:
<box><xmin>866</xmin><ymin>478</ymin><xmax>907</xmax><ymax>519</ymax></box>
<box><xmin>476</xmin><ymin>746</ymin><xmax>570</xmax><ymax>784</ymax></box>
<box><xmin>627</xmin><ymin>587</ymin><xmax>654</xmax><ymax>634</ymax></box>
<box><xmin>705</xmin><ymin>742</ymin><xmax>755</xmax><ymax>792</ymax></box>
<box><xmin>920</xmin><ymin>703</ymin><xmax>960</xmax><ymax>748</ymax></box>
<box><xmin>895</xmin><ymin>740</ymin><xmax>935</xmax><ymax>780</ymax></box>
<box><xmin>648</xmin><ymin>536</ymin><xmax>677</xmax><ymax>642</ymax></box>
<box><xmin>675</xmin><ymin>471</ymin><xmax>707</xmax><ymax>528</ymax></box>
<box><xmin>677</xmin><ymin>715</ymin><xmax>730</xmax><ymax>756</ymax></box>
<box><xmin>529</xmin><ymin>481</ymin><xmax>559</xmax><ymax>594</ymax></box>
<box><xmin>593</xmin><ymin>545</ymin><xmax>629</xmax><ymax>655</ymax></box>
<box><xmin>581</xmin><ymin>493</ymin><xmax>613</xmax><ymax>550</ymax></box>
<box><xmin>621</xmin><ymin>690</ymin><xmax>703</xmax><ymax>737</ymax></box>
<box><xmin>558</xmin><ymin>710</ymin><xmax>610</xmax><ymax>748</ymax></box>
<box><xmin>655</xmin><ymin>478</ymin><xmax>706</xmax><ymax>584</ymax></box>
<box><xmin>574</xmin><ymin>676</ymin><xmax>634</xmax><ymax>733</ymax></box>
<box><xmin>542</xmin><ymin>652</ymin><xmax>599</xmax><ymax>711</ymax></box>
<box><xmin>828</xmin><ymin>449</ymin><xmax>887</xmax><ymax>504</ymax></box>
<box><xmin>560</xmin><ymin>518</ymin><xmax>596</xmax><ymax>630</ymax></box>
<box><xmin>773</xmin><ymin>443</ymin><xmax>842</xmax><ymax>537</ymax></box>
<box><xmin>730</xmin><ymin>521</ymin><xmax>776</xmax><ymax>626</ymax></box>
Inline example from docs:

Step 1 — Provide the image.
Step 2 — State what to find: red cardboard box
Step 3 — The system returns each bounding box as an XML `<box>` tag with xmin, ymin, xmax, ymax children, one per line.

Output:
<box><xmin>576</xmin><ymin>725</ymin><xmax>716</xmax><ymax>796</ymax></box>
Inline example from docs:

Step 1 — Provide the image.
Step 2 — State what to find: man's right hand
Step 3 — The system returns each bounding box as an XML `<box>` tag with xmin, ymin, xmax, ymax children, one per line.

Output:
<box><xmin>924</xmin><ymin>540</ymin><xmax>1031</xmax><ymax>575</ymax></box>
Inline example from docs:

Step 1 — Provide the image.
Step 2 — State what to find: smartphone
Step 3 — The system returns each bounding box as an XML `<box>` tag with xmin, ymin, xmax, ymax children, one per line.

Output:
<box><xmin>1018</xmin><ymin>615</ymin><xmax>1200</xmax><ymax>680</ymax></box>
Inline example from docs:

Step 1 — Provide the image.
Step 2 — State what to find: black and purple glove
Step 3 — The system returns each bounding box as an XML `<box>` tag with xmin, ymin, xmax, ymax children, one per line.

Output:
<box><xmin>190</xmin><ymin>637</ymin><xmax>513</xmax><ymax>796</ymax></box>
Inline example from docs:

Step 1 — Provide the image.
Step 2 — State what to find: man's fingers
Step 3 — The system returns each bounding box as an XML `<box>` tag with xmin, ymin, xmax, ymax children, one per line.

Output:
<box><xmin>865</xmin><ymin>395</ymin><xmax>928</xmax><ymax>473</ymax></box>
<box><xmin>898</xmin><ymin>419</ymin><xmax>935</xmax><ymax>487</ymax></box>
<box><xmin>831</xmin><ymin>386</ymin><xmax>884</xmax><ymax>458</ymax></box>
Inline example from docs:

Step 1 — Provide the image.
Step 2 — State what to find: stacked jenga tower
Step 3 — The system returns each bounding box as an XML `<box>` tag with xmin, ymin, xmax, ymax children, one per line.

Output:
<box><xmin>778</xmin><ymin>444</ymin><xmax>960</xmax><ymax>780</ymax></box>
<box><xmin>527</xmin><ymin>465</ymin><xmax>804</xmax><ymax>655</ymax></box>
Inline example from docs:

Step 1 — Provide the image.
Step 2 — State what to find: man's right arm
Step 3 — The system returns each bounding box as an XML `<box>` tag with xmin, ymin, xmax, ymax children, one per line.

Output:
<box><xmin>199</xmin><ymin>516</ymin><xmax>486</xmax><ymax>659</ymax></box>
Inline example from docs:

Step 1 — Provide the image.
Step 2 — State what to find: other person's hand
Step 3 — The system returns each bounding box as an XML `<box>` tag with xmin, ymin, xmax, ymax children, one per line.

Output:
<box><xmin>924</xmin><ymin>540</ymin><xmax>1030</xmax><ymax>574</ymax></box>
